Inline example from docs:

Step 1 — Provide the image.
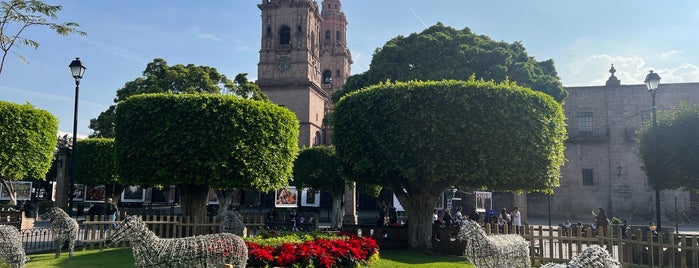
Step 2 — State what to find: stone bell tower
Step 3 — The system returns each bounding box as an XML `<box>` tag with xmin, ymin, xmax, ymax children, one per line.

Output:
<box><xmin>257</xmin><ymin>0</ymin><xmax>326</xmax><ymax>148</ymax></box>
<box><xmin>257</xmin><ymin>0</ymin><xmax>356</xmax><ymax>224</ymax></box>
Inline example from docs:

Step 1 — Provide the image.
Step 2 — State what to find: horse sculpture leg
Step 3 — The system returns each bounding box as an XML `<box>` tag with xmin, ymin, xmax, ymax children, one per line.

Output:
<box><xmin>54</xmin><ymin>239</ymin><xmax>62</xmax><ymax>259</ymax></box>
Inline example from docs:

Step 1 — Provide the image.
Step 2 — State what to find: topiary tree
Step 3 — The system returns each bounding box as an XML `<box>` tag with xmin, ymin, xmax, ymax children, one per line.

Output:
<box><xmin>293</xmin><ymin>146</ymin><xmax>347</xmax><ymax>229</ymax></box>
<box><xmin>333</xmin><ymin>23</ymin><xmax>566</xmax><ymax>103</ymax></box>
<box><xmin>0</xmin><ymin>101</ymin><xmax>58</xmax><ymax>205</ymax></box>
<box><xmin>333</xmin><ymin>79</ymin><xmax>566</xmax><ymax>249</ymax></box>
<box><xmin>115</xmin><ymin>93</ymin><xmax>298</xmax><ymax>220</ymax></box>
<box><xmin>639</xmin><ymin>103</ymin><xmax>699</xmax><ymax>191</ymax></box>
<box><xmin>75</xmin><ymin>138</ymin><xmax>124</xmax><ymax>201</ymax></box>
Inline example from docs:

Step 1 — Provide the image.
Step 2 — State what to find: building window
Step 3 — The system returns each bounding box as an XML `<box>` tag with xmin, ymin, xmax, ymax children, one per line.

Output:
<box><xmin>577</xmin><ymin>112</ymin><xmax>593</xmax><ymax>135</ymax></box>
<box><xmin>325</xmin><ymin>30</ymin><xmax>330</xmax><ymax>40</ymax></box>
<box><xmin>322</xmin><ymin>70</ymin><xmax>332</xmax><ymax>84</ymax></box>
<box><xmin>582</xmin><ymin>169</ymin><xmax>594</xmax><ymax>185</ymax></box>
<box><xmin>279</xmin><ymin>26</ymin><xmax>291</xmax><ymax>45</ymax></box>
<box><xmin>336</xmin><ymin>31</ymin><xmax>341</xmax><ymax>41</ymax></box>
<box><xmin>266</xmin><ymin>27</ymin><xmax>272</xmax><ymax>36</ymax></box>
<box><xmin>296</xmin><ymin>25</ymin><xmax>302</xmax><ymax>34</ymax></box>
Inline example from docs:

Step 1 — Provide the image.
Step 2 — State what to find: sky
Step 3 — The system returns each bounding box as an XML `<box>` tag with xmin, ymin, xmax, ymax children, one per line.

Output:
<box><xmin>1</xmin><ymin>0</ymin><xmax>698</xmax><ymax>136</ymax></box>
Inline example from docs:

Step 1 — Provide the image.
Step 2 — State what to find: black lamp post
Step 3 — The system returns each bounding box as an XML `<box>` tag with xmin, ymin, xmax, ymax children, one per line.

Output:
<box><xmin>68</xmin><ymin>58</ymin><xmax>86</xmax><ymax>216</ymax></box>
<box><xmin>645</xmin><ymin>70</ymin><xmax>661</xmax><ymax>231</ymax></box>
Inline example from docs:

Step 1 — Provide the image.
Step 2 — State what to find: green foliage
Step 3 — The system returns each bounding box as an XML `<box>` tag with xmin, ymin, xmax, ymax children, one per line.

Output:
<box><xmin>639</xmin><ymin>103</ymin><xmax>699</xmax><ymax>191</ymax></box>
<box><xmin>89</xmin><ymin>59</ymin><xmax>267</xmax><ymax>138</ymax></box>
<box><xmin>611</xmin><ymin>217</ymin><xmax>622</xmax><ymax>225</ymax></box>
<box><xmin>0</xmin><ymin>0</ymin><xmax>86</xmax><ymax>75</ymax></box>
<box><xmin>0</xmin><ymin>101</ymin><xmax>58</xmax><ymax>205</ymax></box>
<box><xmin>333</xmin><ymin>23</ymin><xmax>566</xmax><ymax>103</ymax></box>
<box><xmin>334</xmin><ymin>79</ymin><xmax>566</xmax><ymax>193</ymax></box>
<box><xmin>293</xmin><ymin>146</ymin><xmax>346</xmax><ymax>194</ymax></box>
<box><xmin>244</xmin><ymin>230</ymin><xmax>341</xmax><ymax>246</ymax></box>
<box><xmin>0</xmin><ymin>101</ymin><xmax>58</xmax><ymax>181</ymax></box>
<box><xmin>75</xmin><ymin>138</ymin><xmax>116</xmax><ymax>186</ymax></box>
<box><xmin>114</xmin><ymin>93</ymin><xmax>299</xmax><ymax>191</ymax></box>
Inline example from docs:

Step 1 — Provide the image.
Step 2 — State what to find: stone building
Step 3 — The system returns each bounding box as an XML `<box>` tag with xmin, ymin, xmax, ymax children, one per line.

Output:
<box><xmin>256</xmin><ymin>0</ymin><xmax>358</xmax><ymax>224</ymax></box>
<box><xmin>528</xmin><ymin>65</ymin><xmax>699</xmax><ymax>224</ymax></box>
<box><xmin>256</xmin><ymin>0</ymin><xmax>351</xmax><ymax>148</ymax></box>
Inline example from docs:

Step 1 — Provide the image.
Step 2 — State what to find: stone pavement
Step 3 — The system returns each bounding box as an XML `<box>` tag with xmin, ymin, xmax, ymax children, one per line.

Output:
<box><xmin>525</xmin><ymin>216</ymin><xmax>699</xmax><ymax>235</ymax></box>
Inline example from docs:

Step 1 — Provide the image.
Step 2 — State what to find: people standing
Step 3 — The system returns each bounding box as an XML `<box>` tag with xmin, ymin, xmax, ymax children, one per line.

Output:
<box><xmin>593</xmin><ymin>207</ymin><xmax>609</xmax><ymax>235</ymax></box>
<box><xmin>377</xmin><ymin>205</ymin><xmax>387</xmax><ymax>226</ymax></box>
<box><xmin>455</xmin><ymin>206</ymin><xmax>464</xmax><ymax>225</ymax></box>
<box><xmin>105</xmin><ymin>198</ymin><xmax>119</xmax><ymax>221</ymax></box>
<box><xmin>468</xmin><ymin>207</ymin><xmax>480</xmax><ymax>223</ymax></box>
<box><xmin>388</xmin><ymin>204</ymin><xmax>398</xmax><ymax>225</ymax></box>
<box><xmin>442</xmin><ymin>208</ymin><xmax>454</xmax><ymax>227</ymax></box>
<box><xmin>289</xmin><ymin>208</ymin><xmax>298</xmax><ymax>231</ymax></box>
<box><xmin>512</xmin><ymin>207</ymin><xmax>522</xmax><ymax>234</ymax></box>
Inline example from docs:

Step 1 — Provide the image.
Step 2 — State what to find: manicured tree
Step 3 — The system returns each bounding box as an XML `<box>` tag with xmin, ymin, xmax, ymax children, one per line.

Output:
<box><xmin>293</xmin><ymin>146</ymin><xmax>347</xmax><ymax>229</ymax></box>
<box><xmin>0</xmin><ymin>101</ymin><xmax>58</xmax><ymax>205</ymax></box>
<box><xmin>0</xmin><ymin>0</ymin><xmax>86</xmax><ymax>75</ymax></box>
<box><xmin>75</xmin><ymin>138</ymin><xmax>124</xmax><ymax>201</ymax></box>
<box><xmin>89</xmin><ymin>58</ymin><xmax>267</xmax><ymax>138</ymax></box>
<box><xmin>333</xmin><ymin>79</ymin><xmax>566</xmax><ymax>249</ymax></box>
<box><xmin>115</xmin><ymin>93</ymin><xmax>298</xmax><ymax>220</ymax></box>
<box><xmin>333</xmin><ymin>23</ymin><xmax>566</xmax><ymax>103</ymax></box>
<box><xmin>639</xmin><ymin>103</ymin><xmax>699</xmax><ymax>191</ymax></box>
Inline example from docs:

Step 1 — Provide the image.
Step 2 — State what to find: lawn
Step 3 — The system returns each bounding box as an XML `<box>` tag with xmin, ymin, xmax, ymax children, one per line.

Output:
<box><xmin>1</xmin><ymin>248</ymin><xmax>474</xmax><ymax>268</ymax></box>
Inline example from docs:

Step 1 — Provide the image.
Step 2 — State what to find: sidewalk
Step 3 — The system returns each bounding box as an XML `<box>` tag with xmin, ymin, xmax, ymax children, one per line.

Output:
<box><xmin>525</xmin><ymin>216</ymin><xmax>699</xmax><ymax>235</ymax></box>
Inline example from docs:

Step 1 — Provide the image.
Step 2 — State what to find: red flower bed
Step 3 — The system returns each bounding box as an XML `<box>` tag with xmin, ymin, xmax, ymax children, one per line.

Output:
<box><xmin>246</xmin><ymin>232</ymin><xmax>379</xmax><ymax>268</ymax></box>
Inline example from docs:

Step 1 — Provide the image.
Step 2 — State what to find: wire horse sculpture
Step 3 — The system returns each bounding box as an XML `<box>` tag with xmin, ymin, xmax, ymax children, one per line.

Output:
<box><xmin>43</xmin><ymin>207</ymin><xmax>79</xmax><ymax>259</ymax></box>
<box><xmin>105</xmin><ymin>216</ymin><xmax>248</xmax><ymax>268</ymax></box>
<box><xmin>0</xmin><ymin>225</ymin><xmax>29</xmax><ymax>268</ymax></box>
<box><xmin>457</xmin><ymin>220</ymin><xmax>530</xmax><ymax>268</ymax></box>
<box><xmin>219</xmin><ymin>210</ymin><xmax>244</xmax><ymax>236</ymax></box>
<box><xmin>540</xmin><ymin>245</ymin><xmax>620</xmax><ymax>268</ymax></box>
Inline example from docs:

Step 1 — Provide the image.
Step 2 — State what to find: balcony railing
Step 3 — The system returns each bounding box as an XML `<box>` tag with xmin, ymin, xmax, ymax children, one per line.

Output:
<box><xmin>567</xmin><ymin>127</ymin><xmax>609</xmax><ymax>141</ymax></box>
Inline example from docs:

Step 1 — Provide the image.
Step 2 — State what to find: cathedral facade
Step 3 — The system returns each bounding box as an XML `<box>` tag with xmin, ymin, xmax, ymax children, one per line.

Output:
<box><xmin>257</xmin><ymin>0</ymin><xmax>351</xmax><ymax>147</ymax></box>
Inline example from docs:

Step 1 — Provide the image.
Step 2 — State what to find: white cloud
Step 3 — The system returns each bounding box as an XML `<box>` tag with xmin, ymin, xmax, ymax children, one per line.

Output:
<box><xmin>564</xmin><ymin>54</ymin><xmax>699</xmax><ymax>86</ymax></box>
<box><xmin>659</xmin><ymin>50</ymin><xmax>683</xmax><ymax>59</ymax></box>
<box><xmin>198</xmin><ymin>33</ymin><xmax>220</xmax><ymax>42</ymax></box>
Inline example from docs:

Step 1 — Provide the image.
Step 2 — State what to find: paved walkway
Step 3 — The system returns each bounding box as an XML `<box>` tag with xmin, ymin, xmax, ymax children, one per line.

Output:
<box><xmin>525</xmin><ymin>216</ymin><xmax>699</xmax><ymax>235</ymax></box>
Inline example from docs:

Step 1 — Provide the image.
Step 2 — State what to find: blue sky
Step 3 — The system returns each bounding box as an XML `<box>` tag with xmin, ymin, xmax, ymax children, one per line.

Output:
<box><xmin>1</xmin><ymin>0</ymin><xmax>698</xmax><ymax>136</ymax></box>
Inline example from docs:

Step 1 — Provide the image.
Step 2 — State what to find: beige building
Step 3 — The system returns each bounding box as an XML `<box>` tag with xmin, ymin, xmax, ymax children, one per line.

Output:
<box><xmin>528</xmin><ymin>65</ymin><xmax>699</xmax><ymax>224</ymax></box>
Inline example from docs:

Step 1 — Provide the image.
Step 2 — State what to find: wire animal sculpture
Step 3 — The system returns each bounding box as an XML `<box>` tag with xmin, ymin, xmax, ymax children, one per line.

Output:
<box><xmin>0</xmin><ymin>225</ymin><xmax>29</xmax><ymax>268</ymax></box>
<box><xmin>105</xmin><ymin>216</ymin><xmax>248</xmax><ymax>268</ymax></box>
<box><xmin>540</xmin><ymin>245</ymin><xmax>620</xmax><ymax>268</ymax></box>
<box><xmin>43</xmin><ymin>207</ymin><xmax>79</xmax><ymax>258</ymax></box>
<box><xmin>457</xmin><ymin>220</ymin><xmax>530</xmax><ymax>268</ymax></box>
<box><xmin>219</xmin><ymin>210</ymin><xmax>244</xmax><ymax>236</ymax></box>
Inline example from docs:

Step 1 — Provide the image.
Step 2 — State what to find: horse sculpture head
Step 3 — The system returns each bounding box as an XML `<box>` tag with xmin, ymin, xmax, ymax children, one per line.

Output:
<box><xmin>42</xmin><ymin>207</ymin><xmax>69</xmax><ymax>221</ymax></box>
<box><xmin>105</xmin><ymin>216</ymin><xmax>145</xmax><ymax>247</ymax></box>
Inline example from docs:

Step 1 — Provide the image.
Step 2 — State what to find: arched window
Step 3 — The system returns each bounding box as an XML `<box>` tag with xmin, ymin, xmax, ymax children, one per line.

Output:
<box><xmin>314</xmin><ymin>131</ymin><xmax>322</xmax><ymax>145</ymax></box>
<box><xmin>322</xmin><ymin>70</ymin><xmax>332</xmax><ymax>84</ymax></box>
<box><xmin>279</xmin><ymin>26</ymin><xmax>291</xmax><ymax>45</ymax></box>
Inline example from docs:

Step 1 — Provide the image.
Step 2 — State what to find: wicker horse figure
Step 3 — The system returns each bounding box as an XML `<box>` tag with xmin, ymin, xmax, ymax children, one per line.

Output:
<box><xmin>43</xmin><ymin>207</ymin><xmax>79</xmax><ymax>258</ymax></box>
<box><xmin>0</xmin><ymin>225</ymin><xmax>29</xmax><ymax>268</ymax></box>
<box><xmin>105</xmin><ymin>216</ymin><xmax>248</xmax><ymax>268</ymax></box>
<box><xmin>457</xmin><ymin>220</ymin><xmax>530</xmax><ymax>268</ymax></box>
<box><xmin>219</xmin><ymin>210</ymin><xmax>244</xmax><ymax>236</ymax></box>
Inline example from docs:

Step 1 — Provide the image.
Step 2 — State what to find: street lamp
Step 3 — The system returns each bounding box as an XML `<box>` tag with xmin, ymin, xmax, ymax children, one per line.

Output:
<box><xmin>645</xmin><ymin>70</ymin><xmax>661</xmax><ymax>231</ymax></box>
<box><xmin>68</xmin><ymin>58</ymin><xmax>86</xmax><ymax>216</ymax></box>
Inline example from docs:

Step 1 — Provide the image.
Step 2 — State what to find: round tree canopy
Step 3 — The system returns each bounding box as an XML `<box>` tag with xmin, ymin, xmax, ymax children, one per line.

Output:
<box><xmin>333</xmin><ymin>79</ymin><xmax>566</xmax><ymax>193</ymax></box>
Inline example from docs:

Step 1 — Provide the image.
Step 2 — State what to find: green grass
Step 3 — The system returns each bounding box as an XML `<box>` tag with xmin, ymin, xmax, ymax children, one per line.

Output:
<box><xmin>372</xmin><ymin>250</ymin><xmax>474</xmax><ymax>268</ymax></box>
<box><xmin>1</xmin><ymin>248</ymin><xmax>474</xmax><ymax>268</ymax></box>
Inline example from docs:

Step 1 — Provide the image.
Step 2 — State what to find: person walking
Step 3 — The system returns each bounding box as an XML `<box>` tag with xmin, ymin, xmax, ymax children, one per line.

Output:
<box><xmin>512</xmin><ymin>207</ymin><xmax>522</xmax><ymax>234</ymax></box>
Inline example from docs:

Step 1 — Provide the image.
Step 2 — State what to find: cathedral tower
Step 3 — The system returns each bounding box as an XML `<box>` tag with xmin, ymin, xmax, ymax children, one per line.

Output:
<box><xmin>257</xmin><ymin>0</ymin><xmax>351</xmax><ymax>147</ymax></box>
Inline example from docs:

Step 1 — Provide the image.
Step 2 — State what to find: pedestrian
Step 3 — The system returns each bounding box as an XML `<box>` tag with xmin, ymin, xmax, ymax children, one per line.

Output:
<box><xmin>468</xmin><ymin>207</ymin><xmax>480</xmax><ymax>223</ymax></box>
<box><xmin>512</xmin><ymin>206</ymin><xmax>522</xmax><ymax>234</ymax></box>
<box><xmin>388</xmin><ymin>204</ymin><xmax>398</xmax><ymax>225</ymax></box>
<box><xmin>104</xmin><ymin>198</ymin><xmax>119</xmax><ymax>222</ymax></box>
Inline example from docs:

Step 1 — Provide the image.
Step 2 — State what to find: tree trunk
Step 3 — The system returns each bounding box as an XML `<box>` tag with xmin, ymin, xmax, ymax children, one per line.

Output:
<box><xmin>178</xmin><ymin>183</ymin><xmax>209</xmax><ymax>234</ymax></box>
<box><xmin>330</xmin><ymin>193</ymin><xmax>345</xmax><ymax>230</ymax></box>
<box><xmin>395</xmin><ymin>193</ymin><xmax>439</xmax><ymax>250</ymax></box>
<box><xmin>1</xmin><ymin>179</ymin><xmax>17</xmax><ymax>206</ymax></box>
<box><xmin>215</xmin><ymin>189</ymin><xmax>240</xmax><ymax>215</ymax></box>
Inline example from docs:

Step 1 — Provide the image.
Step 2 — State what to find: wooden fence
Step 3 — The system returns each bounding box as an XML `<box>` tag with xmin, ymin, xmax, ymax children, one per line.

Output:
<box><xmin>521</xmin><ymin>224</ymin><xmax>699</xmax><ymax>268</ymax></box>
